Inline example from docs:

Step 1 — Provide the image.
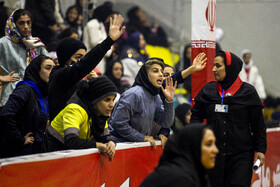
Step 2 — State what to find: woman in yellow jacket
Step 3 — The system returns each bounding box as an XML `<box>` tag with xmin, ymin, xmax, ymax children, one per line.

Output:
<box><xmin>47</xmin><ymin>76</ymin><xmax>117</xmax><ymax>161</ymax></box>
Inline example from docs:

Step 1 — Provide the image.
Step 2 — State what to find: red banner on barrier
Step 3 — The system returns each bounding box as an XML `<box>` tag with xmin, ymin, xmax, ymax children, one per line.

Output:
<box><xmin>251</xmin><ymin>128</ymin><xmax>280</xmax><ymax>187</ymax></box>
<box><xmin>0</xmin><ymin>143</ymin><xmax>163</xmax><ymax>187</ymax></box>
<box><xmin>0</xmin><ymin>129</ymin><xmax>279</xmax><ymax>187</ymax></box>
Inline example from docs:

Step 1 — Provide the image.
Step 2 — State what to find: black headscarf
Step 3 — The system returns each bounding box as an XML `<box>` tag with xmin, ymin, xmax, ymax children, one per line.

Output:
<box><xmin>141</xmin><ymin>123</ymin><xmax>210</xmax><ymax>187</ymax></box>
<box><xmin>23</xmin><ymin>55</ymin><xmax>51</xmax><ymax>96</ymax></box>
<box><xmin>216</xmin><ymin>51</ymin><xmax>243</xmax><ymax>90</ymax></box>
<box><xmin>133</xmin><ymin>59</ymin><xmax>164</xmax><ymax>96</ymax></box>
<box><xmin>194</xmin><ymin>51</ymin><xmax>262</xmax><ymax>106</ymax></box>
<box><xmin>105</xmin><ymin>59</ymin><xmax>124</xmax><ymax>93</ymax></box>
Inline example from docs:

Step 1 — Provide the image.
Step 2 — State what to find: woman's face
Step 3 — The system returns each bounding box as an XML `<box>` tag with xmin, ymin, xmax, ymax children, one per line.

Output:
<box><xmin>39</xmin><ymin>59</ymin><xmax>55</xmax><ymax>83</ymax></box>
<box><xmin>68</xmin><ymin>8</ymin><xmax>78</xmax><ymax>23</ymax></box>
<box><xmin>15</xmin><ymin>14</ymin><xmax>31</xmax><ymax>37</ymax></box>
<box><xmin>112</xmin><ymin>62</ymin><xmax>123</xmax><ymax>79</ymax></box>
<box><xmin>163</xmin><ymin>67</ymin><xmax>174</xmax><ymax>79</ymax></box>
<box><xmin>201</xmin><ymin>129</ymin><xmax>219</xmax><ymax>169</ymax></box>
<box><xmin>139</xmin><ymin>34</ymin><xmax>146</xmax><ymax>49</ymax></box>
<box><xmin>212</xmin><ymin>56</ymin><xmax>226</xmax><ymax>82</ymax></box>
<box><xmin>147</xmin><ymin>63</ymin><xmax>163</xmax><ymax>88</ymax></box>
<box><xmin>184</xmin><ymin>110</ymin><xmax>192</xmax><ymax>124</ymax></box>
<box><xmin>93</xmin><ymin>95</ymin><xmax>116</xmax><ymax>116</ymax></box>
<box><xmin>65</xmin><ymin>48</ymin><xmax>86</xmax><ymax>66</ymax></box>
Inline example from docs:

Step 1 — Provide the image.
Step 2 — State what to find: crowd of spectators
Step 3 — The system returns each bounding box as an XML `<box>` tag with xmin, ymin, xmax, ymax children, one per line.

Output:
<box><xmin>0</xmin><ymin>1</ymin><xmax>275</xmax><ymax>186</ymax></box>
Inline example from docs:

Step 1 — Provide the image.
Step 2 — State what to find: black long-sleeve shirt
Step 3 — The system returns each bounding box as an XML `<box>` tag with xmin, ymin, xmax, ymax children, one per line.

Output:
<box><xmin>48</xmin><ymin>37</ymin><xmax>114</xmax><ymax>121</ymax></box>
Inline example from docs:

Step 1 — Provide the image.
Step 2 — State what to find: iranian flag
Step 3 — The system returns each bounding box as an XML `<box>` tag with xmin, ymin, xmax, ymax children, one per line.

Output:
<box><xmin>191</xmin><ymin>0</ymin><xmax>216</xmax><ymax>102</ymax></box>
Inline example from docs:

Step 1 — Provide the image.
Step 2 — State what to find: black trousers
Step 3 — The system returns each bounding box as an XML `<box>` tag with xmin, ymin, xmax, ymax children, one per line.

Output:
<box><xmin>209</xmin><ymin>151</ymin><xmax>254</xmax><ymax>187</ymax></box>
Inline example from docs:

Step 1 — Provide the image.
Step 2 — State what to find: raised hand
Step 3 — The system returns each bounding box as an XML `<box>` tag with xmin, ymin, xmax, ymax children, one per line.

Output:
<box><xmin>161</xmin><ymin>77</ymin><xmax>177</xmax><ymax>102</ymax></box>
<box><xmin>0</xmin><ymin>71</ymin><xmax>20</xmax><ymax>83</ymax></box>
<box><xmin>109</xmin><ymin>14</ymin><xmax>126</xmax><ymax>41</ymax></box>
<box><xmin>191</xmin><ymin>52</ymin><xmax>207</xmax><ymax>72</ymax></box>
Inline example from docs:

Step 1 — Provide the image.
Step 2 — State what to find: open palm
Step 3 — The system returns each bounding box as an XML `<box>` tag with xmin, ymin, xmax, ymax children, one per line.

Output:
<box><xmin>109</xmin><ymin>14</ymin><xmax>126</xmax><ymax>41</ymax></box>
<box><xmin>161</xmin><ymin>77</ymin><xmax>177</xmax><ymax>102</ymax></box>
<box><xmin>192</xmin><ymin>52</ymin><xmax>207</xmax><ymax>72</ymax></box>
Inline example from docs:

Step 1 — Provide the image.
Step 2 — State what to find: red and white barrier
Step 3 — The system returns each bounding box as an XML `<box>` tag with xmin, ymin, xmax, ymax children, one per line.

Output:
<box><xmin>0</xmin><ymin>128</ymin><xmax>279</xmax><ymax>187</ymax></box>
<box><xmin>251</xmin><ymin>127</ymin><xmax>280</xmax><ymax>187</ymax></box>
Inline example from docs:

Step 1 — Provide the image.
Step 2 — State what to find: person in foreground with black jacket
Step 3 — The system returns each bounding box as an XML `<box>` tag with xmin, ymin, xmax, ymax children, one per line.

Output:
<box><xmin>47</xmin><ymin>76</ymin><xmax>117</xmax><ymax>161</ymax></box>
<box><xmin>48</xmin><ymin>14</ymin><xmax>125</xmax><ymax>122</ymax></box>
<box><xmin>191</xmin><ymin>51</ymin><xmax>267</xmax><ymax>187</ymax></box>
<box><xmin>140</xmin><ymin>123</ymin><xmax>219</xmax><ymax>187</ymax></box>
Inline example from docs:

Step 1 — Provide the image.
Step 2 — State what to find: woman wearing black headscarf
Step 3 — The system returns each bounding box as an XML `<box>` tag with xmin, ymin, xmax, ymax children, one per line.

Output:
<box><xmin>140</xmin><ymin>123</ymin><xmax>219</xmax><ymax>187</ymax></box>
<box><xmin>0</xmin><ymin>55</ymin><xmax>55</xmax><ymax>158</ymax></box>
<box><xmin>191</xmin><ymin>51</ymin><xmax>267</xmax><ymax>187</ymax></box>
<box><xmin>109</xmin><ymin>58</ymin><xmax>176</xmax><ymax>147</ymax></box>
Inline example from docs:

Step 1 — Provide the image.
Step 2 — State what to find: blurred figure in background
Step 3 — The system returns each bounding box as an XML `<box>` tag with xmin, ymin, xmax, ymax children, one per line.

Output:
<box><xmin>83</xmin><ymin>2</ymin><xmax>115</xmax><ymax>73</ymax></box>
<box><xmin>105</xmin><ymin>59</ymin><xmax>129</xmax><ymax>94</ymax></box>
<box><xmin>25</xmin><ymin>0</ymin><xmax>58</xmax><ymax>45</ymax></box>
<box><xmin>126</xmin><ymin>5</ymin><xmax>168</xmax><ymax>47</ymax></box>
<box><xmin>239</xmin><ymin>49</ymin><xmax>266</xmax><ymax>100</ymax></box>
<box><xmin>173</xmin><ymin>103</ymin><xmax>192</xmax><ymax>132</ymax></box>
<box><xmin>175</xmin><ymin>44</ymin><xmax>192</xmax><ymax>97</ymax></box>
<box><xmin>64</xmin><ymin>5</ymin><xmax>82</xmax><ymax>39</ymax></box>
<box><xmin>120</xmin><ymin>31</ymin><xmax>149</xmax><ymax>87</ymax></box>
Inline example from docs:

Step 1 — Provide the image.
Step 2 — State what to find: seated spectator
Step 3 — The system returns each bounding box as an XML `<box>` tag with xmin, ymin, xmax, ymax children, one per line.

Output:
<box><xmin>0</xmin><ymin>9</ymin><xmax>49</xmax><ymax>111</ymax></box>
<box><xmin>46</xmin><ymin>76</ymin><xmax>117</xmax><ymax>161</ymax></box>
<box><xmin>126</xmin><ymin>6</ymin><xmax>168</xmax><ymax>47</ymax></box>
<box><xmin>57</xmin><ymin>27</ymin><xmax>79</xmax><ymax>41</ymax></box>
<box><xmin>174</xmin><ymin>103</ymin><xmax>192</xmax><ymax>132</ymax></box>
<box><xmin>0</xmin><ymin>55</ymin><xmax>55</xmax><ymax>158</ymax></box>
<box><xmin>140</xmin><ymin>124</ymin><xmax>219</xmax><ymax>186</ymax></box>
<box><xmin>48</xmin><ymin>14</ymin><xmax>125</xmax><ymax>122</ymax></box>
<box><xmin>120</xmin><ymin>31</ymin><xmax>149</xmax><ymax>86</ymax></box>
<box><xmin>83</xmin><ymin>2</ymin><xmax>116</xmax><ymax>73</ymax></box>
<box><xmin>64</xmin><ymin>5</ymin><xmax>82</xmax><ymax>39</ymax></box>
<box><xmin>25</xmin><ymin>0</ymin><xmax>58</xmax><ymax>45</ymax></box>
<box><xmin>175</xmin><ymin>44</ymin><xmax>192</xmax><ymax>97</ymax></box>
<box><xmin>109</xmin><ymin>58</ymin><xmax>176</xmax><ymax>147</ymax></box>
<box><xmin>239</xmin><ymin>49</ymin><xmax>266</xmax><ymax>100</ymax></box>
<box><xmin>105</xmin><ymin>59</ymin><xmax>129</xmax><ymax>94</ymax></box>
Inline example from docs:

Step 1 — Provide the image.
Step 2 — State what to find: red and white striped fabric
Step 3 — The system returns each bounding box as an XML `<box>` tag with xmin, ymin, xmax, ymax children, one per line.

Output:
<box><xmin>191</xmin><ymin>0</ymin><xmax>216</xmax><ymax>102</ymax></box>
